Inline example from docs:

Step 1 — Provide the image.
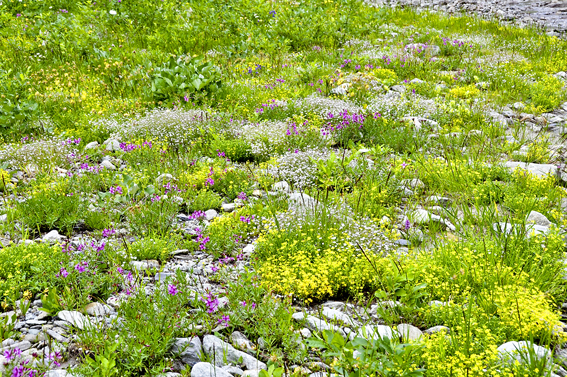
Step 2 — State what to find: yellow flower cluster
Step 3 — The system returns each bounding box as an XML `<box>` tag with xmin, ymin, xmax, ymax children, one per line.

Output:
<box><xmin>255</xmin><ymin>230</ymin><xmax>386</xmax><ymax>303</ymax></box>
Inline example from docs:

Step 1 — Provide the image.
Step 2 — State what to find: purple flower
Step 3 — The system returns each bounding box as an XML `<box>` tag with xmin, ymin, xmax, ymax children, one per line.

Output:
<box><xmin>211</xmin><ymin>265</ymin><xmax>219</xmax><ymax>273</ymax></box>
<box><xmin>218</xmin><ymin>315</ymin><xmax>230</xmax><ymax>327</ymax></box>
<box><xmin>151</xmin><ymin>195</ymin><xmax>161</xmax><ymax>202</ymax></box>
<box><xmin>56</xmin><ymin>268</ymin><xmax>68</xmax><ymax>278</ymax></box>
<box><xmin>205</xmin><ymin>178</ymin><xmax>214</xmax><ymax>187</ymax></box>
<box><xmin>168</xmin><ymin>284</ymin><xmax>178</xmax><ymax>296</ymax></box>
<box><xmin>201</xmin><ymin>293</ymin><xmax>219</xmax><ymax>313</ymax></box>
<box><xmin>251</xmin><ymin>303</ymin><xmax>256</xmax><ymax>309</ymax></box>
<box><xmin>404</xmin><ymin>219</ymin><xmax>411</xmax><ymax>231</ymax></box>
<box><xmin>109</xmin><ymin>186</ymin><xmax>123</xmax><ymax>195</ymax></box>
<box><xmin>237</xmin><ymin>192</ymin><xmax>248</xmax><ymax>201</ymax></box>
<box><xmin>75</xmin><ymin>262</ymin><xmax>87</xmax><ymax>273</ymax></box>
<box><xmin>16</xmin><ymin>14</ymin><xmax>22</xmax><ymax>17</ymax></box>
<box><xmin>240</xmin><ymin>301</ymin><xmax>247</xmax><ymax>307</ymax></box>
<box><xmin>102</xmin><ymin>228</ymin><xmax>115</xmax><ymax>238</ymax></box>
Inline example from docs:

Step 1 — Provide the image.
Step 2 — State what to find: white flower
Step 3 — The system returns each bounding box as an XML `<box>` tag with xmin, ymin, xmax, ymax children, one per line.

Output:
<box><xmin>109</xmin><ymin>10</ymin><xmax>117</xmax><ymax>15</ymax></box>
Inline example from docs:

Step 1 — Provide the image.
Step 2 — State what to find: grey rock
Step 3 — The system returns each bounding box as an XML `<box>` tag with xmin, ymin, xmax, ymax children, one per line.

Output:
<box><xmin>526</xmin><ymin>211</ymin><xmax>552</xmax><ymax>227</ymax></box>
<box><xmin>172</xmin><ymin>337</ymin><xmax>202</xmax><ymax>367</ymax></box>
<box><xmin>202</xmin><ymin>335</ymin><xmax>267</xmax><ymax>370</ymax></box>
<box><xmin>397</xmin><ymin>324</ymin><xmax>423</xmax><ymax>341</ymax></box>
<box><xmin>292</xmin><ymin>312</ymin><xmax>346</xmax><ymax>337</ymax></box>
<box><xmin>45</xmin><ymin>371</ymin><xmax>69</xmax><ymax>377</ymax></box>
<box><xmin>231</xmin><ymin>331</ymin><xmax>255</xmax><ymax>352</ymax></box>
<box><xmin>191</xmin><ymin>362</ymin><xmax>232</xmax><ymax>377</ymax></box>
<box><xmin>205</xmin><ymin>209</ymin><xmax>218</xmax><ymax>221</ymax></box>
<box><xmin>84</xmin><ymin>302</ymin><xmax>112</xmax><ymax>317</ymax></box>
<box><xmin>497</xmin><ymin>341</ymin><xmax>550</xmax><ymax>365</ymax></box>
<box><xmin>356</xmin><ymin>325</ymin><xmax>396</xmax><ymax>340</ymax></box>
<box><xmin>400</xmin><ymin>179</ymin><xmax>425</xmax><ymax>190</ymax></box>
<box><xmin>45</xmin><ymin>329</ymin><xmax>69</xmax><ymax>343</ymax></box>
<box><xmin>505</xmin><ymin>161</ymin><xmax>565</xmax><ymax>181</ymax></box>
<box><xmin>221</xmin><ymin>203</ymin><xmax>236</xmax><ymax>212</ymax></box>
<box><xmin>424</xmin><ymin>325</ymin><xmax>450</xmax><ymax>335</ymax></box>
<box><xmin>84</xmin><ymin>141</ymin><xmax>99</xmax><ymax>150</ymax></box>
<box><xmin>222</xmin><ymin>366</ymin><xmax>244</xmax><ymax>376</ymax></box>
<box><xmin>272</xmin><ymin>181</ymin><xmax>290</xmax><ymax>193</ymax></box>
<box><xmin>105</xmin><ymin>139</ymin><xmax>121</xmax><ymax>152</ymax></box>
<box><xmin>155</xmin><ymin>272</ymin><xmax>175</xmax><ymax>282</ymax></box>
<box><xmin>57</xmin><ymin>310</ymin><xmax>89</xmax><ymax>330</ymax></box>
<box><xmin>241</xmin><ymin>370</ymin><xmax>261</xmax><ymax>377</ymax></box>
<box><xmin>321</xmin><ymin>307</ymin><xmax>355</xmax><ymax>326</ymax></box>
<box><xmin>391</xmin><ymin>85</ymin><xmax>406</xmax><ymax>93</ymax></box>
<box><xmin>1</xmin><ymin>338</ymin><xmax>15</xmax><ymax>347</ymax></box>
<box><xmin>156</xmin><ymin>173</ymin><xmax>175</xmax><ymax>183</ymax></box>
<box><xmin>100</xmin><ymin>160</ymin><xmax>116</xmax><ymax>170</ymax></box>
<box><xmin>299</xmin><ymin>328</ymin><xmax>312</xmax><ymax>338</ymax></box>
<box><xmin>288</xmin><ymin>193</ymin><xmax>317</xmax><ymax>209</ymax></box>
<box><xmin>42</xmin><ymin>230</ymin><xmax>65</xmax><ymax>243</ymax></box>
<box><xmin>131</xmin><ymin>260</ymin><xmax>160</xmax><ymax>272</ymax></box>
<box><xmin>0</xmin><ymin>340</ymin><xmax>32</xmax><ymax>352</ymax></box>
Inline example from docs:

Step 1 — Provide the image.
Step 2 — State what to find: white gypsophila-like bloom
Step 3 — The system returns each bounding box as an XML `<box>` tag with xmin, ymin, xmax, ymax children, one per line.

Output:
<box><xmin>102</xmin><ymin>108</ymin><xmax>212</xmax><ymax>146</ymax></box>
<box><xmin>271</xmin><ymin>148</ymin><xmax>331</xmax><ymax>189</ymax></box>
<box><xmin>294</xmin><ymin>95</ymin><xmax>363</xmax><ymax>119</ymax></box>
<box><xmin>368</xmin><ymin>91</ymin><xmax>437</xmax><ymax>119</ymax></box>
<box><xmin>0</xmin><ymin>137</ymin><xmax>78</xmax><ymax>171</ymax></box>
<box><xmin>231</xmin><ymin>120</ymin><xmax>289</xmax><ymax>159</ymax></box>
<box><xmin>266</xmin><ymin>204</ymin><xmax>393</xmax><ymax>256</ymax></box>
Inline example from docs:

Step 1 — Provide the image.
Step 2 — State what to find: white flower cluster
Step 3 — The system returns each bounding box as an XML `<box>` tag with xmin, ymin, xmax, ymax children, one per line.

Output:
<box><xmin>271</xmin><ymin>204</ymin><xmax>393</xmax><ymax>256</ymax></box>
<box><xmin>294</xmin><ymin>95</ymin><xmax>363</xmax><ymax>119</ymax></box>
<box><xmin>103</xmin><ymin>108</ymin><xmax>212</xmax><ymax>146</ymax></box>
<box><xmin>272</xmin><ymin>149</ymin><xmax>331</xmax><ymax>189</ymax></box>
<box><xmin>368</xmin><ymin>91</ymin><xmax>437</xmax><ymax>118</ymax></box>
<box><xmin>0</xmin><ymin>138</ymin><xmax>77</xmax><ymax>171</ymax></box>
<box><xmin>232</xmin><ymin>120</ymin><xmax>289</xmax><ymax>159</ymax></box>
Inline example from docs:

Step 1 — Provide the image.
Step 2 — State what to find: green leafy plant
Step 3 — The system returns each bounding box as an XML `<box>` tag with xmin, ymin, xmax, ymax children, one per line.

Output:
<box><xmin>150</xmin><ymin>56</ymin><xmax>222</xmax><ymax>103</ymax></box>
<box><xmin>309</xmin><ymin>330</ymin><xmax>425</xmax><ymax>377</ymax></box>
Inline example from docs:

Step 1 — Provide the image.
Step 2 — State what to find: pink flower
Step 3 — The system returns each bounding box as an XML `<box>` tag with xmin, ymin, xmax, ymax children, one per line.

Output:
<box><xmin>168</xmin><ymin>284</ymin><xmax>178</xmax><ymax>295</ymax></box>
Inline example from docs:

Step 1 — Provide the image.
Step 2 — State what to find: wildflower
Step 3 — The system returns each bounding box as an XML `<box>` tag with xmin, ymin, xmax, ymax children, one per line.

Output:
<box><xmin>75</xmin><ymin>262</ymin><xmax>87</xmax><ymax>273</ymax></box>
<box><xmin>240</xmin><ymin>301</ymin><xmax>246</xmax><ymax>307</ymax></box>
<box><xmin>202</xmin><ymin>293</ymin><xmax>219</xmax><ymax>313</ymax></box>
<box><xmin>109</xmin><ymin>186</ymin><xmax>123</xmax><ymax>195</ymax></box>
<box><xmin>251</xmin><ymin>303</ymin><xmax>256</xmax><ymax>309</ymax></box>
<box><xmin>404</xmin><ymin>219</ymin><xmax>411</xmax><ymax>231</ymax></box>
<box><xmin>56</xmin><ymin>268</ymin><xmax>68</xmax><ymax>278</ymax></box>
<box><xmin>211</xmin><ymin>265</ymin><xmax>219</xmax><ymax>273</ymax></box>
<box><xmin>168</xmin><ymin>284</ymin><xmax>178</xmax><ymax>296</ymax></box>
<box><xmin>269</xmin><ymin>10</ymin><xmax>276</xmax><ymax>17</ymax></box>
<box><xmin>218</xmin><ymin>315</ymin><xmax>230</xmax><ymax>327</ymax></box>
<box><xmin>205</xmin><ymin>178</ymin><xmax>214</xmax><ymax>187</ymax></box>
<box><xmin>151</xmin><ymin>194</ymin><xmax>161</xmax><ymax>202</ymax></box>
<box><xmin>102</xmin><ymin>228</ymin><xmax>115</xmax><ymax>238</ymax></box>
<box><xmin>237</xmin><ymin>192</ymin><xmax>247</xmax><ymax>201</ymax></box>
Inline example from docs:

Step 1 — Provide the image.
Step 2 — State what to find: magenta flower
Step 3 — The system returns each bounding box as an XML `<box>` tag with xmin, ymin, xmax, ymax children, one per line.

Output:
<box><xmin>56</xmin><ymin>268</ymin><xmax>68</xmax><ymax>278</ymax></box>
<box><xmin>168</xmin><ymin>284</ymin><xmax>178</xmax><ymax>295</ymax></box>
<box><xmin>75</xmin><ymin>262</ymin><xmax>87</xmax><ymax>273</ymax></box>
<box><xmin>102</xmin><ymin>228</ymin><xmax>115</xmax><ymax>238</ymax></box>
<box><xmin>218</xmin><ymin>315</ymin><xmax>230</xmax><ymax>327</ymax></box>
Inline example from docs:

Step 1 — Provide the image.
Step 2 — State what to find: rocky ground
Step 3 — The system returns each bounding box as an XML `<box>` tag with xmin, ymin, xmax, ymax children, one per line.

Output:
<box><xmin>367</xmin><ymin>0</ymin><xmax>567</xmax><ymax>35</ymax></box>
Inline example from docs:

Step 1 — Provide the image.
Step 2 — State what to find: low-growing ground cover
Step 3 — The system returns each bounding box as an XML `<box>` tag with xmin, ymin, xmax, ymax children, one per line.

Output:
<box><xmin>1</xmin><ymin>0</ymin><xmax>567</xmax><ymax>376</ymax></box>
